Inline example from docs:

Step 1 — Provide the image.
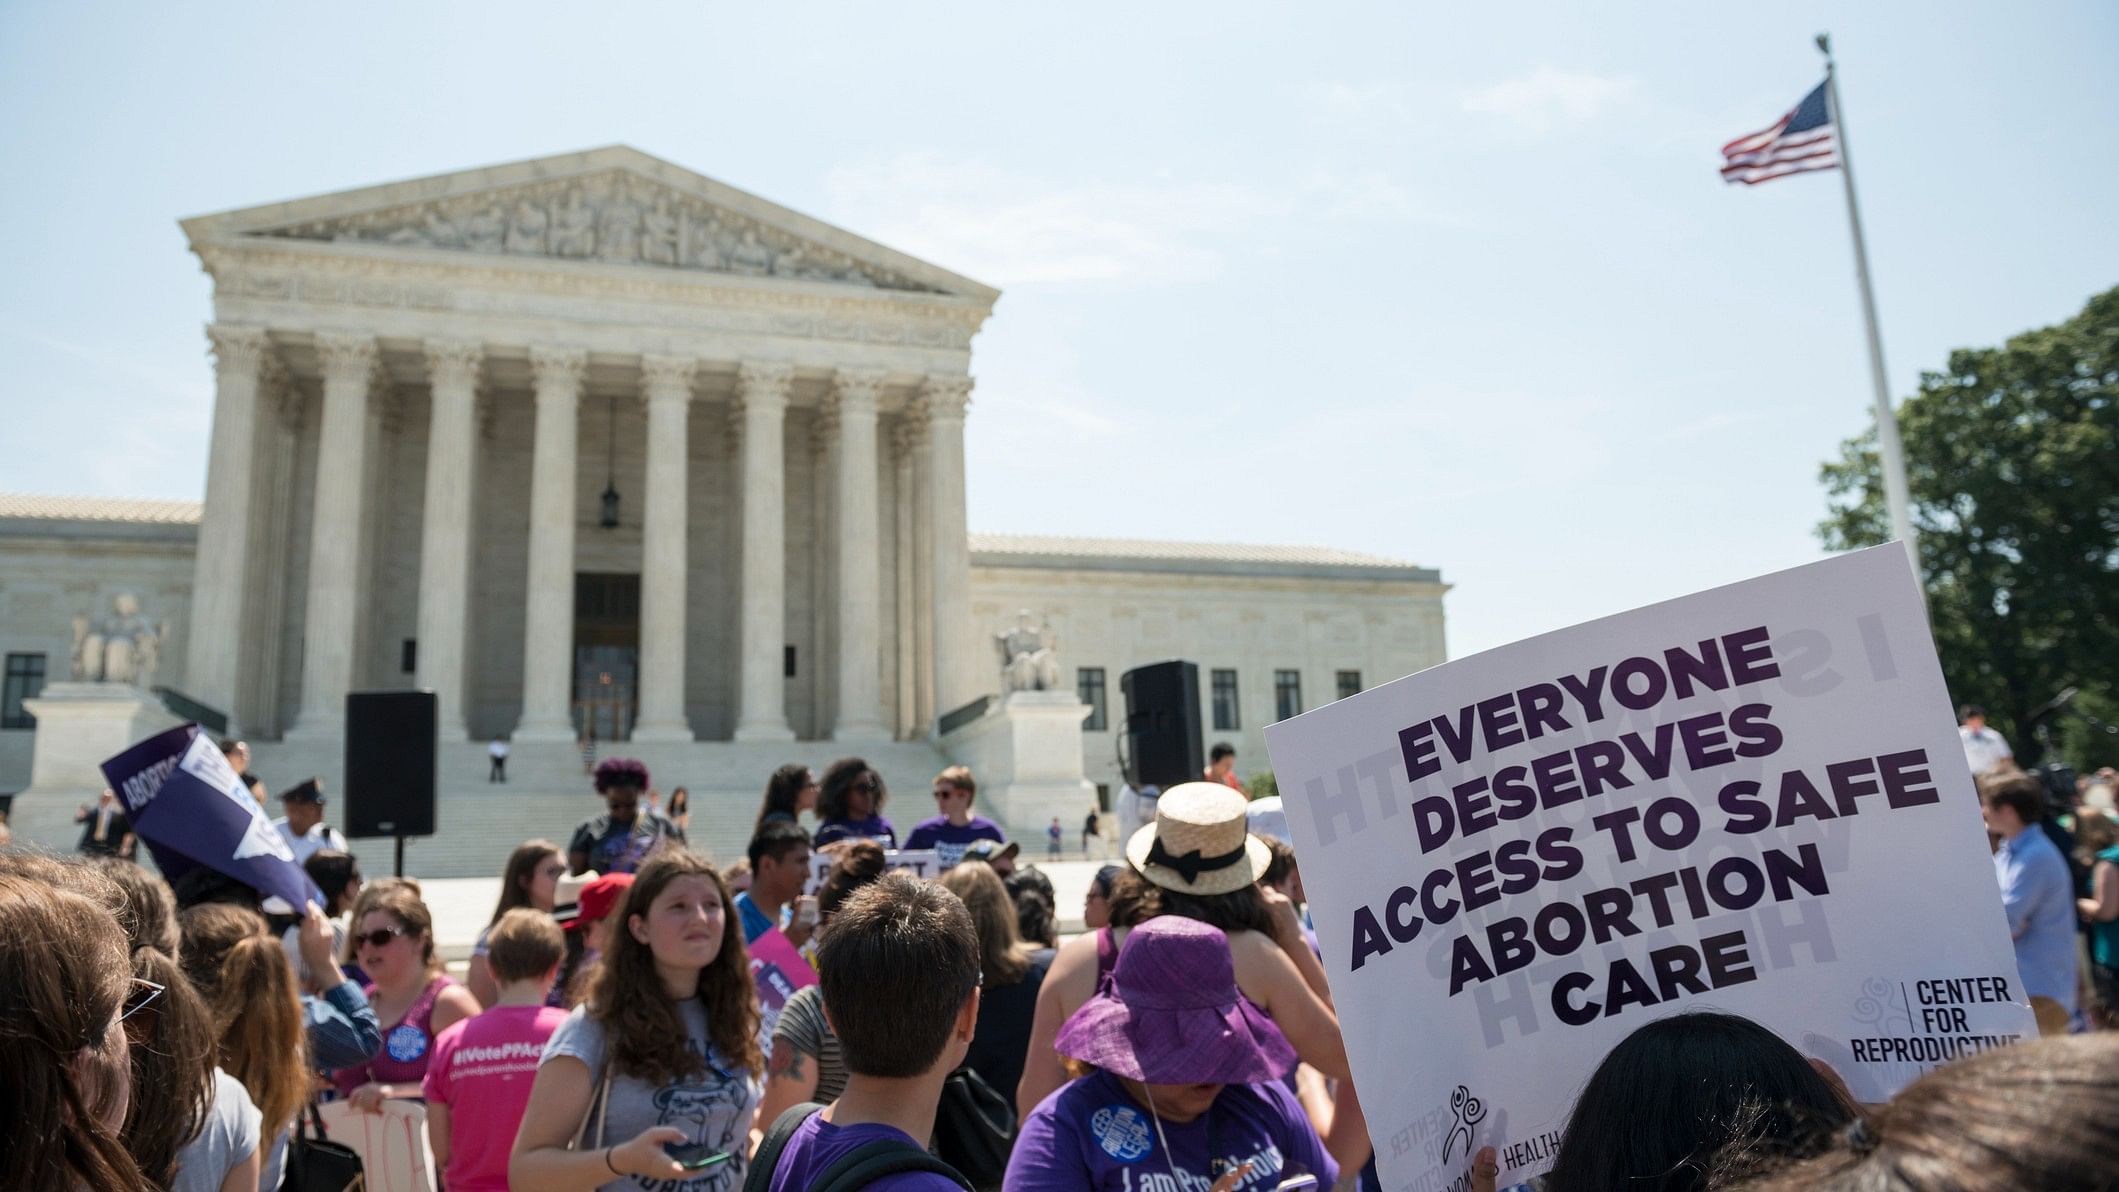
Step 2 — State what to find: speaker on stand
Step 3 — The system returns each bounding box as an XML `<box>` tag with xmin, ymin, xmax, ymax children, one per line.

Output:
<box><xmin>1120</xmin><ymin>661</ymin><xmax>1203</xmax><ymax>792</ymax></box>
<box><xmin>344</xmin><ymin>690</ymin><xmax>438</xmax><ymax>876</ymax></box>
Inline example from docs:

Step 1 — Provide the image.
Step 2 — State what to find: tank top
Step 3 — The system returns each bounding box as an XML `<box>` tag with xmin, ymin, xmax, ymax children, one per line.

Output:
<box><xmin>1094</xmin><ymin>926</ymin><xmax>1120</xmax><ymax>993</ymax></box>
<box><xmin>335</xmin><ymin>975</ymin><xmax>455</xmax><ymax>1093</ymax></box>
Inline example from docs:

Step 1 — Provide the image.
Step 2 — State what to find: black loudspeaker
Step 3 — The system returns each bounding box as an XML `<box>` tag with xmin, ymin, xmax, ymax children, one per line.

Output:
<box><xmin>344</xmin><ymin>690</ymin><xmax>438</xmax><ymax>838</ymax></box>
<box><xmin>1121</xmin><ymin>661</ymin><xmax>1203</xmax><ymax>790</ymax></box>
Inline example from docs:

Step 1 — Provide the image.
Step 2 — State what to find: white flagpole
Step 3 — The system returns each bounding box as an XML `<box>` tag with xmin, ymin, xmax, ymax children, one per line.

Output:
<box><xmin>1817</xmin><ymin>33</ymin><xmax>1921</xmax><ymax>579</ymax></box>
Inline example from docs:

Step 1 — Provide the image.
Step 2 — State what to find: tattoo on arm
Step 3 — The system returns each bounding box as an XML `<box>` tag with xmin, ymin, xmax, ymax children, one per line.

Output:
<box><xmin>768</xmin><ymin>1041</ymin><xmax>808</xmax><ymax>1081</ymax></box>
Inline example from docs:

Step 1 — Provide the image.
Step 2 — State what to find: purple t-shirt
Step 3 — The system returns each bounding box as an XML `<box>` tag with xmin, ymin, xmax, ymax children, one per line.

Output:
<box><xmin>766</xmin><ymin>1113</ymin><xmax>962</xmax><ymax>1191</ymax></box>
<box><xmin>814</xmin><ymin>816</ymin><xmax>898</xmax><ymax>849</ymax></box>
<box><xmin>1006</xmin><ymin>1071</ymin><xmax>1335</xmax><ymax>1192</ymax></box>
<box><xmin>902</xmin><ymin>816</ymin><xmax>1007</xmax><ymax>867</ymax></box>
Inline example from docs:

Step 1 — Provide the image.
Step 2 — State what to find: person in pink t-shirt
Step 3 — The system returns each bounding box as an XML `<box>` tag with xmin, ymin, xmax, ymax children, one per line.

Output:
<box><xmin>422</xmin><ymin>909</ymin><xmax>570</xmax><ymax>1192</ymax></box>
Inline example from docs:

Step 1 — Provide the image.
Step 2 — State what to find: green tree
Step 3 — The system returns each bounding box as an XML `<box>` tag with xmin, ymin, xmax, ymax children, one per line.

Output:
<box><xmin>1819</xmin><ymin>285</ymin><xmax>2119</xmax><ymax>770</ymax></box>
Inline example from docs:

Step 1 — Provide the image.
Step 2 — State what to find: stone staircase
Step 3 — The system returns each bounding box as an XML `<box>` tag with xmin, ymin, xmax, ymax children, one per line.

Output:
<box><xmin>247</xmin><ymin>737</ymin><xmax>952</xmax><ymax>879</ymax></box>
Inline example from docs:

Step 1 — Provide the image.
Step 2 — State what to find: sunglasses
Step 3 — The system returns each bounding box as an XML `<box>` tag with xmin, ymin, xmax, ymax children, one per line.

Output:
<box><xmin>115</xmin><ymin>978</ymin><xmax>164</xmax><ymax>1047</ymax></box>
<box><xmin>854</xmin><ymin>780</ymin><xmax>879</xmax><ymax>793</ymax></box>
<box><xmin>354</xmin><ymin>925</ymin><xmax>410</xmax><ymax>949</ymax></box>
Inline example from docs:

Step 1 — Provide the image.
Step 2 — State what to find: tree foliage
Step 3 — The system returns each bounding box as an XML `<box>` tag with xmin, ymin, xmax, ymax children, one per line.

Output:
<box><xmin>1820</xmin><ymin>285</ymin><xmax>2119</xmax><ymax>769</ymax></box>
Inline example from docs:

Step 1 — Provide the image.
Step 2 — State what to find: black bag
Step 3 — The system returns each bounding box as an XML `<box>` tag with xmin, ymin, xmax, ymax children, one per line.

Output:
<box><xmin>930</xmin><ymin>1065</ymin><xmax>1017</xmax><ymax>1190</ymax></box>
<box><xmin>279</xmin><ymin>1100</ymin><xmax>364</xmax><ymax>1192</ymax></box>
<box><xmin>744</xmin><ymin>1102</ymin><xmax>971</xmax><ymax>1192</ymax></box>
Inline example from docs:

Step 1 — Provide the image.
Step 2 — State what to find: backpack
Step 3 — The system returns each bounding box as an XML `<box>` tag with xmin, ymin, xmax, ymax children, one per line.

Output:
<box><xmin>930</xmin><ymin>1065</ymin><xmax>1017</xmax><ymax>1189</ymax></box>
<box><xmin>743</xmin><ymin>1102</ymin><xmax>973</xmax><ymax>1192</ymax></box>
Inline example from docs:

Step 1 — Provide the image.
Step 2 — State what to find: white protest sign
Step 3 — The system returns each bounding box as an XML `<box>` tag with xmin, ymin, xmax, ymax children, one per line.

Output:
<box><xmin>805</xmin><ymin>848</ymin><xmax>942</xmax><ymax>893</ymax></box>
<box><xmin>318</xmin><ymin>1099</ymin><xmax>435</xmax><ymax>1192</ymax></box>
<box><xmin>1263</xmin><ymin>546</ymin><xmax>2035</xmax><ymax>1191</ymax></box>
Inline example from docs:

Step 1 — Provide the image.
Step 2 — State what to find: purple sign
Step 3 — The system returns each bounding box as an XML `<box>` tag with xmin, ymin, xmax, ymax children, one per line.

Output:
<box><xmin>101</xmin><ymin>724</ymin><xmax>320</xmax><ymax>911</ymax></box>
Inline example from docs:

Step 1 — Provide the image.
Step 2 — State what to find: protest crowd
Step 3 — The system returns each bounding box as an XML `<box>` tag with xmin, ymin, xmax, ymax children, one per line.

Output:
<box><xmin>4</xmin><ymin>721</ymin><xmax>2117</xmax><ymax>1192</ymax></box>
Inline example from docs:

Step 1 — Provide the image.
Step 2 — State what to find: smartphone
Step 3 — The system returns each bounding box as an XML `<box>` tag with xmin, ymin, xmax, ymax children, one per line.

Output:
<box><xmin>1275</xmin><ymin>1177</ymin><xmax>1320</xmax><ymax>1191</ymax></box>
<box><xmin>796</xmin><ymin>895</ymin><xmax>820</xmax><ymax>928</ymax></box>
<box><xmin>663</xmin><ymin>1142</ymin><xmax>731</xmax><ymax>1170</ymax></box>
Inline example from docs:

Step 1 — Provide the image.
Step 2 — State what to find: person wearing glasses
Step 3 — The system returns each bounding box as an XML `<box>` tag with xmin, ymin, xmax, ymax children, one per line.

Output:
<box><xmin>813</xmin><ymin>757</ymin><xmax>899</xmax><ymax>849</ymax></box>
<box><xmin>331</xmin><ymin>884</ymin><xmax>480</xmax><ymax>1114</ymax></box>
<box><xmin>0</xmin><ymin>871</ymin><xmax>159</xmax><ymax>1191</ymax></box>
<box><xmin>904</xmin><ymin>765</ymin><xmax>1008</xmax><ymax>868</ymax></box>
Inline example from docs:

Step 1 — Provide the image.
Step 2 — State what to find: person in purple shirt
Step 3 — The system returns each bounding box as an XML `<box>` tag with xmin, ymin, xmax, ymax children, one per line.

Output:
<box><xmin>904</xmin><ymin>766</ymin><xmax>1009</xmax><ymax>868</ymax></box>
<box><xmin>753</xmin><ymin>874</ymin><xmax>981</xmax><ymax>1190</ymax></box>
<box><xmin>1007</xmin><ymin>916</ymin><xmax>1336</xmax><ymax>1192</ymax></box>
<box><xmin>1981</xmin><ymin>772</ymin><xmax>2079</xmax><ymax>1015</ymax></box>
<box><xmin>813</xmin><ymin>757</ymin><xmax>900</xmax><ymax>849</ymax></box>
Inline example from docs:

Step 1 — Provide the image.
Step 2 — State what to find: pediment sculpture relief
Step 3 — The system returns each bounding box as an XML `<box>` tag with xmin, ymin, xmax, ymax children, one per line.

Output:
<box><xmin>251</xmin><ymin>172</ymin><xmax>936</xmax><ymax>292</ymax></box>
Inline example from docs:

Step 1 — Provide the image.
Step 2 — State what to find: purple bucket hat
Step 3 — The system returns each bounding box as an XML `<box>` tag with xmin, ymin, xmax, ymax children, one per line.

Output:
<box><xmin>1055</xmin><ymin>916</ymin><xmax>1296</xmax><ymax>1085</ymax></box>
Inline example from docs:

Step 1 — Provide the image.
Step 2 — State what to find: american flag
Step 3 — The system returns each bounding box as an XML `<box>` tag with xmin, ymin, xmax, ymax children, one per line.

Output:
<box><xmin>1721</xmin><ymin>80</ymin><xmax>1840</xmax><ymax>185</ymax></box>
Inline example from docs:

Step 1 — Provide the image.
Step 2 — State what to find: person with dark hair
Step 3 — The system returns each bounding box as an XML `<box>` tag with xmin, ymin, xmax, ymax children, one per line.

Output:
<box><xmin>568</xmin><ymin>756</ymin><xmax>685</xmax><ymax>876</ymax></box>
<box><xmin>1721</xmin><ymin>1033</ymin><xmax>2119</xmax><ymax>1191</ymax></box>
<box><xmin>1017</xmin><ymin>785</ymin><xmax>1347</xmax><ymax>1119</ymax></box>
<box><xmin>1541</xmin><ymin>1011</ymin><xmax>1853</xmax><ymax>1192</ymax></box>
<box><xmin>512</xmin><ymin>852</ymin><xmax>763</xmax><ymax>1190</ymax></box>
<box><xmin>1007</xmin><ymin>916</ymin><xmax>1334</xmax><ymax>1190</ymax></box>
<box><xmin>468</xmin><ymin>839</ymin><xmax>565</xmax><ymax>1007</ymax></box>
<box><xmin>425</xmin><ymin>908</ymin><xmax>569</xmax><ymax>1192</ymax></box>
<box><xmin>1002</xmin><ymin>864</ymin><xmax>1058</xmax><ymax>963</ymax></box>
<box><xmin>905</xmin><ymin>765</ymin><xmax>1008</xmax><ymax>867</ymax></box>
<box><xmin>1204</xmin><ymin>741</ymin><xmax>1244</xmax><ymax>791</ymax></box>
<box><xmin>0</xmin><ymin>873</ymin><xmax>157</xmax><ymax>1192</ymax></box>
<box><xmin>669</xmin><ymin>786</ymin><xmax>691</xmax><ymax>835</ymax></box>
<box><xmin>757</xmin><ymin>841</ymin><xmax>891</xmax><ymax>1130</ymax></box>
<box><xmin>271</xmin><ymin>777</ymin><xmax>348</xmax><ymax>863</ymax></box>
<box><xmin>756</xmin><ymin>763</ymin><xmax>820</xmax><ymax>832</ymax></box>
<box><xmin>814</xmin><ymin>757</ymin><xmax>897</xmax><ymax>848</ymax></box>
<box><xmin>738</xmin><ymin>820</ymin><xmax>815</xmax><ymax>946</ymax></box>
<box><xmin>1958</xmin><ymin>704</ymin><xmax>2013</xmax><ymax>776</ymax></box>
<box><xmin>1979</xmin><ymin>769</ymin><xmax>2079</xmax><ymax>1018</ymax></box>
<box><xmin>304</xmin><ymin>849</ymin><xmax>363</xmax><ymax>918</ymax></box>
<box><xmin>752</xmin><ymin>873</ymin><xmax>983</xmax><ymax>1191</ymax></box>
<box><xmin>1083</xmin><ymin>864</ymin><xmax>1123</xmax><ymax>931</ymax></box>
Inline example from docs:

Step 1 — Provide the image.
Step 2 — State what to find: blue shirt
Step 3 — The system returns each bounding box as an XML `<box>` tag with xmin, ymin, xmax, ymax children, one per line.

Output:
<box><xmin>1993</xmin><ymin>824</ymin><xmax>2078</xmax><ymax>1013</ymax></box>
<box><xmin>304</xmin><ymin>979</ymin><xmax>383</xmax><ymax>1071</ymax></box>
<box><xmin>734</xmin><ymin>890</ymin><xmax>776</xmax><ymax>944</ymax></box>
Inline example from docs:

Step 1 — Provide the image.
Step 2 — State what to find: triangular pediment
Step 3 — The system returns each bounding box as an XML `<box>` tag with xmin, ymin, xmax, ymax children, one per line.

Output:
<box><xmin>182</xmin><ymin>146</ymin><xmax>995</xmax><ymax>301</ymax></box>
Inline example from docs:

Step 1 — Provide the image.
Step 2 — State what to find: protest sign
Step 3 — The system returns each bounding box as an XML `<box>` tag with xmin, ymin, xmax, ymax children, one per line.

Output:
<box><xmin>318</xmin><ymin>1100</ymin><xmax>435</xmax><ymax>1192</ymax></box>
<box><xmin>1263</xmin><ymin>546</ymin><xmax>2035</xmax><ymax>1191</ymax></box>
<box><xmin>101</xmin><ymin>723</ymin><xmax>319</xmax><ymax>911</ymax></box>
<box><xmin>750</xmin><ymin>925</ymin><xmax>819</xmax><ymax>1039</ymax></box>
<box><xmin>804</xmin><ymin>848</ymin><xmax>941</xmax><ymax>894</ymax></box>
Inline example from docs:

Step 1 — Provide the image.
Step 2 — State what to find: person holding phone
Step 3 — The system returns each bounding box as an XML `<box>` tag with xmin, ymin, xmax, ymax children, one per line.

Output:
<box><xmin>511</xmin><ymin>852</ymin><xmax>763</xmax><ymax>1191</ymax></box>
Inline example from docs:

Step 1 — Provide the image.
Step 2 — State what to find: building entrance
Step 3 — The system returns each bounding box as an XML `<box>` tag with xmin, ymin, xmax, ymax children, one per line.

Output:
<box><xmin>573</xmin><ymin>573</ymin><xmax>639</xmax><ymax>743</ymax></box>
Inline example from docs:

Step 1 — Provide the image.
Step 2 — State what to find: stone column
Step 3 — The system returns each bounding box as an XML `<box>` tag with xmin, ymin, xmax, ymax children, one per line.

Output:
<box><xmin>288</xmin><ymin>333</ymin><xmax>379</xmax><ymax>738</ymax></box>
<box><xmin>188</xmin><ymin>325</ymin><xmax>271</xmax><ymax>725</ymax></box>
<box><xmin>830</xmin><ymin>369</ymin><xmax>890</xmax><ymax>740</ymax></box>
<box><xmin>733</xmin><ymin>361</ymin><xmax>794</xmax><ymax>741</ymax></box>
<box><xmin>415</xmin><ymin>340</ymin><xmax>482</xmax><ymax>740</ymax></box>
<box><xmin>631</xmin><ymin>354</ymin><xmax>697</xmax><ymax>741</ymax></box>
<box><xmin>895</xmin><ymin>418</ymin><xmax>935</xmax><ymax>737</ymax></box>
<box><xmin>922</xmin><ymin>374</ymin><xmax>976</xmax><ymax>718</ymax></box>
<box><xmin>514</xmin><ymin>347</ymin><xmax>588</xmax><ymax>742</ymax></box>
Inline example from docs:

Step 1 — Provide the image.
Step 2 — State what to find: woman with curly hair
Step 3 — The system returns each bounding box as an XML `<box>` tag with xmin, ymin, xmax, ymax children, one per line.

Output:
<box><xmin>511</xmin><ymin>851</ymin><xmax>764</xmax><ymax>1190</ymax></box>
<box><xmin>812</xmin><ymin>756</ymin><xmax>897</xmax><ymax>848</ymax></box>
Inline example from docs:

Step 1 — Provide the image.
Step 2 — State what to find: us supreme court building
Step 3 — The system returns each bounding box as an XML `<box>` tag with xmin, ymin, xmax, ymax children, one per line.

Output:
<box><xmin>0</xmin><ymin>148</ymin><xmax>1447</xmax><ymax>868</ymax></box>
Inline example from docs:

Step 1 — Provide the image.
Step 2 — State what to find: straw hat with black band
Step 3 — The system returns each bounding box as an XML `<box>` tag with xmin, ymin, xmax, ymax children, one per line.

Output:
<box><xmin>1124</xmin><ymin>782</ymin><xmax>1271</xmax><ymax>896</ymax></box>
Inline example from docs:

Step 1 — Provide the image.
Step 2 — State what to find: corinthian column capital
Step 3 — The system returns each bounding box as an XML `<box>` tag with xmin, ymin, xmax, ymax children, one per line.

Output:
<box><xmin>832</xmin><ymin>368</ymin><xmax>888</xmax><ymax>417</ymax></box>
<box><xmin>918</xmin><ymin>373</ymin><xmax>974</xmax><ymax>420</ymax></box>
<box><xmin>423</xmin><ymin>339</ymin><xmax>484</xmax><ymax>391</ymax></box>
<box><xmin>640</xmin><ymin>354</ymin><xmax>698</xmax><ymax>403</ymax></box>
<box><xmin>736</xmin><ymin>360</ymin><xmax>795</xmax><ymax>414</ymax></box>
<box><xmin>315</xmin><ymin>332</ymin><xmax>381</xmax><ymax>389</ymax></box>
<box><xmin>529</xmin><ymin>345</ymin><xmax>589</xmax><ymax>392</ymax></box>
<box><xmin>207</xmin><ymin>324</ymin><xmax>271</xmax><ymax>374</ymax></box>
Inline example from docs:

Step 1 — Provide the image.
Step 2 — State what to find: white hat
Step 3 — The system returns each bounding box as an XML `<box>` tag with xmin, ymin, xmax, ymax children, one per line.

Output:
<box><xmin>1125</xmin><ymin>782</ymin><xmax>1271</xmax><ymax>896</ymax></box>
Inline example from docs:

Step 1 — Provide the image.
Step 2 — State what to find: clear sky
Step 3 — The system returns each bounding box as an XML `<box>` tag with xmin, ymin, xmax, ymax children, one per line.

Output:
<box><xmin>3</xmin><ymin>2</ymin><xmax>2113</xmax><ymax>661</ymax></box>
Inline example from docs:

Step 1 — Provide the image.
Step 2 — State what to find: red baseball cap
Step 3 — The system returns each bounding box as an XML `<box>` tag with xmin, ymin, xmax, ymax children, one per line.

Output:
<box><xmin>555</xmin><ymin>872</ymin><xmax>634</xmax><ymax>931</ymax></box>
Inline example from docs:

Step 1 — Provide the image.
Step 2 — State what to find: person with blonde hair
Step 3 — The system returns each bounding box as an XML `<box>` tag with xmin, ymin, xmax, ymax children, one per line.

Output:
<box><xmin>940</xmin><ymin>858</ymin><xmax>1049</xmax><ymax>1115</ymax></box>
<box><xmin>331</xmin><ymin>883</ymin><xmax>479</xmax><ymax>1110</ymax></box>
<box><xmin>0</xmin><ymin>871</ymin><xmax>157</xmax><ymax>1192</ymax></box>
<box><xmin>179</xmin><ymin>902</ymin><xmax>311</xmax><ymax>1192</ymax></box>
<box><xmin>906</xmin><ymin>764</ymin><xmax>1008</xmax><ymax>867</ymax></box>
<box><xmin>511</xmin><ymin>851</ymin><xmax>764</xmax><ymax>1190</ymax></box>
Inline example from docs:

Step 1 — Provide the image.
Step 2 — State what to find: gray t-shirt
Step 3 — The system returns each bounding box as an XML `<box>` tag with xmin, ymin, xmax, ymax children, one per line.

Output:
<box><xmin>770</xmin><ymin>985</ymin><xmax>848</xmax><ymax>1103</ymax></box>
<box><xmin>170</xmin><ymin>1069</ymin><xmax>262</xmax><ymax>1192</ymax></box>
<box><xmin>541</xmin><ymin>1000</ymin><xmax>760</xmax><ymax>1192</ymax></box>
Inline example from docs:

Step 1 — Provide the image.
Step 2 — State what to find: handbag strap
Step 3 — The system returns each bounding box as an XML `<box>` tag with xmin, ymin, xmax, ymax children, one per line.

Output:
<box><xmin>572</xmin><ymin>1052</ymin><xmax>614</xmax><ymax>1151</ymax></box>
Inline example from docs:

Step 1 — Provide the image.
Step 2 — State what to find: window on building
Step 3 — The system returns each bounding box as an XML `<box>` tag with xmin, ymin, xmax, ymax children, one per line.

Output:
<box><xmin>1337</xmin><ymin>670</ymin><xmax>1363</xmax><ymax>700</ymax></box>
<box><xmin>1211</xmin><ymin>668</ymin><xmax>1241</xmax><ymax>731</ymax></box>
<box><xmin>401</xmin><ymin>639</ymin><xmax>418</xmax><ymax>674</ymax></box>
<box><xmin>1078</xmin><ymin>667</ymin><xmax>1108</xmax><ymax>731</ymax></box>
<box><xmin>3</xmin><ymin>653</ymin><xmax>47</xmax><ymax>729</ymax></box>
<box><xmin>785</xmin><ymin>645</ymin><xmax>798</xmax><ymax>678</ymax></box>
<box><xmin>1274</xmin><ymin>669</ymin><xmax>1303</xmax><ymax>722</ymax></box>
